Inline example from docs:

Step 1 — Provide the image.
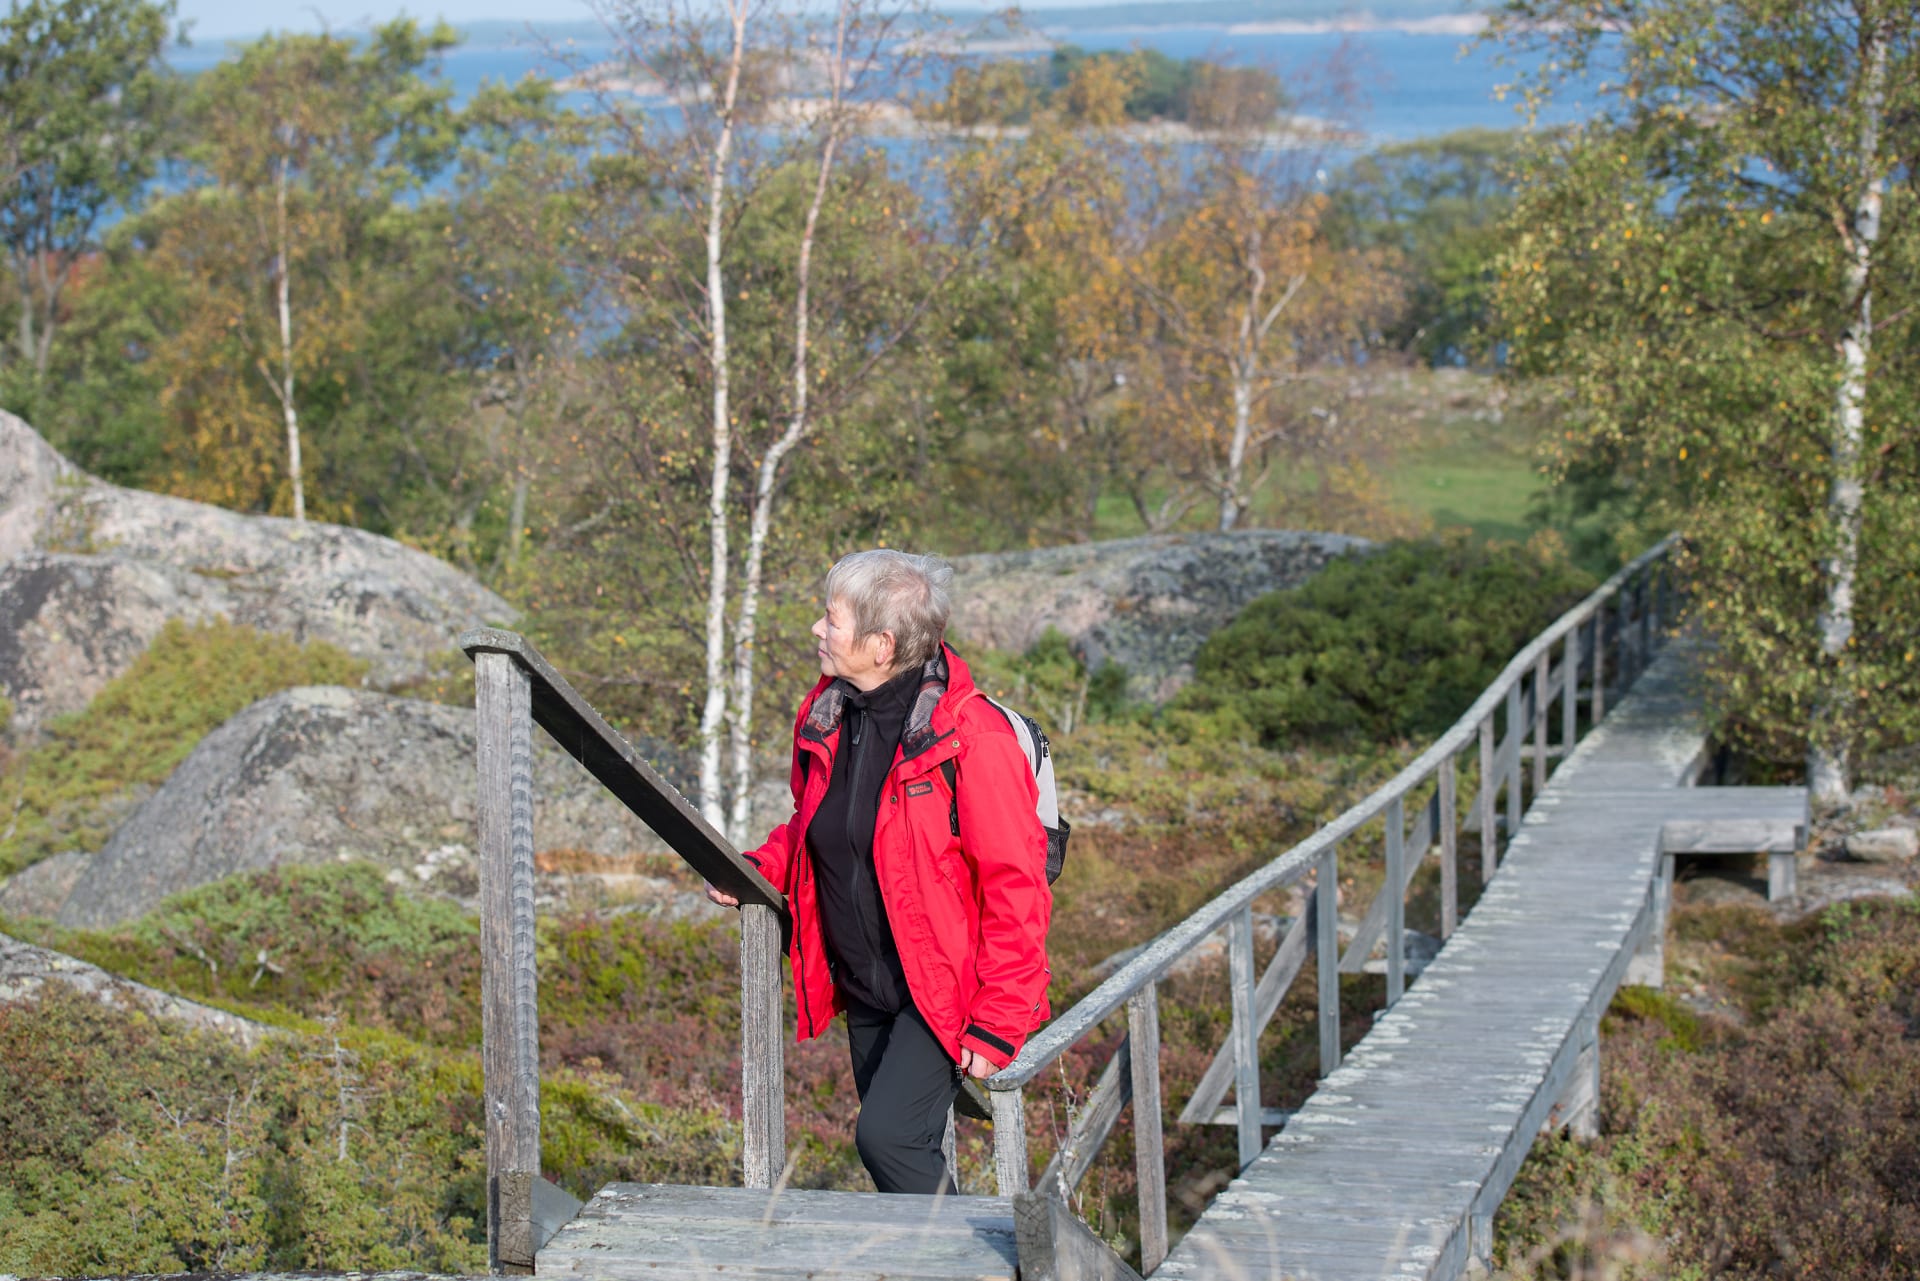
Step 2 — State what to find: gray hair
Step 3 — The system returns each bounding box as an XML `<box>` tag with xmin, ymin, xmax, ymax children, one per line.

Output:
<box><xmin>824</xmin><ymin>549</ymin><xmax>953</xmax><ymax>671</ymax></box>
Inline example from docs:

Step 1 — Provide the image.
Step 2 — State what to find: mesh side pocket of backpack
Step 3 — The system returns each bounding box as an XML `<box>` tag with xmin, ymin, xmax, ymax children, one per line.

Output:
<box><xmin>982</xmin><ymin>695</ymin><xmax>1070</xmax><ymax>884</ymax></box>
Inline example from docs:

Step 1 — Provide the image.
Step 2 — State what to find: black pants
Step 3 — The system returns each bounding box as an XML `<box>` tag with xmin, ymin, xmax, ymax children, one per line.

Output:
<box><xmin>845</xmin><ymin>999</ymin><xmax>961</xmax><ymax>1195</ymax></box>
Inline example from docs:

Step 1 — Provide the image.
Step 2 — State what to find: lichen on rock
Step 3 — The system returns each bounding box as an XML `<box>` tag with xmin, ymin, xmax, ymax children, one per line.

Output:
<box><xmin>0</xmin><ymin>411</ymin><xmax>514</xmax><ymax>734</ymax></box>
<box><xmin>948</xmin><ymin>530</ymin><xmax>1368</xmax><ymax>701</ymax></box>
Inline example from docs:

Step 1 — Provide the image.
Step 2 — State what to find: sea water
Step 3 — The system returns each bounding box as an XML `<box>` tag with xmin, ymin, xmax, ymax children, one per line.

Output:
<box><xmin>167</xmin><ymin>23</ymin><xmax>1606</xmax><ymax>146</ymax></box>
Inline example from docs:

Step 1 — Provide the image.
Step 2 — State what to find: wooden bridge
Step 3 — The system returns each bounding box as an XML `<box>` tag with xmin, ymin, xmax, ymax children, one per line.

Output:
<box><xmin>459</xmin><ymin>536</ymin><xmax>1807</xmax><ymax>1281</ymax></box>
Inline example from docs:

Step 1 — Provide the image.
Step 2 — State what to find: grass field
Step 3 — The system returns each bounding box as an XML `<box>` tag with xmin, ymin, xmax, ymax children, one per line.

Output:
<box><xmin>1093</xmin><ymin>366</ymin><xmax>1550</xmax><ymax>546</ymax></box>
<box><xmin>1382</xmin><ymin>377</ymin><xmax>1545</xmax><ymax>544</ymax></box>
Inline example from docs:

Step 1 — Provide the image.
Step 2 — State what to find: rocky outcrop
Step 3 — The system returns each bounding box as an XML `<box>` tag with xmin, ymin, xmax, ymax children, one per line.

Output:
<box><xmin>0</xmin><ymin>411</ymin><xmax>513</xmax><ymax>733</ymax></box>
<box><xmin>0</xmin><ymin>849</ymin><xmax>92</xmax><ymax>919</ymax></box>
<box><xmin>52</xmin><ymin>686</ymin><xmax>721</xmax><ymax>929</ymax></box>
<box><xmin>949</xmin><ymin>530</ymin><xmax>1368</xmax><ymax>701</ymax></box>
<box><xmin>0</xmin><ymin>929</ymin><xmax>275</xmax><ymax>1047</ymax></box>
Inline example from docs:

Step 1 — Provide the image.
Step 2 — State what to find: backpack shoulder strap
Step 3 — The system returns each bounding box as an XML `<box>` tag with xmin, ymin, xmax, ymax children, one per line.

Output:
<box><xmin>939</xmin><ymin>689</ymin><xmax>984</xmax><ymax>839</ymax></box>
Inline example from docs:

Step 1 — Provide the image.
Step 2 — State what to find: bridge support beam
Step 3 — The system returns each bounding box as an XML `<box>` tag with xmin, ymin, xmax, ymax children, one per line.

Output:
<box><xmin>1625</xmin><ymin>855</ymin><xmax>1671</xmax><ymax>989</ymax></box>
<box><xmin>1552</xmin><ymin>1019</ymin><xmax>1601</xmax><ymax>1141</ymax></box>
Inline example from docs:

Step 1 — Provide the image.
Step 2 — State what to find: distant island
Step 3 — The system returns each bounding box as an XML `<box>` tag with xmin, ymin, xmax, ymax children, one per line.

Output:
<box><xmin>447</xmin><ymin>1</ymin><xmax>1486</xmax><ymax>49</ymax></box>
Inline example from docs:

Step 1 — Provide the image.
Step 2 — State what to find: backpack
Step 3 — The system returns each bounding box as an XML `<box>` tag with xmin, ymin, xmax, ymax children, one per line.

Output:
<box><xmin>943</xmin><ymin>695</ymin><xmax>1070</xmax><ymax>885</ymax></box>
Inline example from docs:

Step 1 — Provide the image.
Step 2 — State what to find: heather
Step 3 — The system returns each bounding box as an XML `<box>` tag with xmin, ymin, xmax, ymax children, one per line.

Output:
<box><xmin>1494</xmin><ymin>894</ymin><xmax>1920</xmax><ymax>1278</ymax></box>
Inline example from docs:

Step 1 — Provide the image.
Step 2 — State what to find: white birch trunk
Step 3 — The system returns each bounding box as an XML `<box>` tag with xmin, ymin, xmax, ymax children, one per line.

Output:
<box><xmin>1808</xmin><ymin>26</ymin><xmax>1887</xmax><ymax>807</ymax></box>
<box><xmin>1220</xmin><ymin>365</ymin><xmax>1252</xmax><ymax>531</ymax></box>
<box><xmin>275</xmin><ymin>154</ymin><xmax>305</xmax><ymax>523</ymax></box>
<box><xmin>725</xmin><ymin>3</ymin><xmax>850</xmax><ymax>844</ymax></box>
<box><xmin>1216</xmin><ymin>248</ymin><xmax>1301</xmax><ymax>534</ymax></box>
<box><xmin>696</xmin><ymin>3</ymin><xmax>751</xmax><ymax>831</ymax></box>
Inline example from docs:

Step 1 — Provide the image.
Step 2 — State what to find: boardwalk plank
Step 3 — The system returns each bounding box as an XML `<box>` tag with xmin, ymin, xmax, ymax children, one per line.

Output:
<box><xmin>539</xmin><ymin>1185</ymin><xmax>1017</xmax><ymax>1281</ymax></box>
<box><xmin>1163</xmin><ymin>648</ymin><xmax>1808</xmax><ymax>1281</ymax></box>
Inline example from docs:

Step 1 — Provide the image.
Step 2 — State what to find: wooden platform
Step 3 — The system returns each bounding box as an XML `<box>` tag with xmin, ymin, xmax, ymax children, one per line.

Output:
<box><xmin>536</xmin><ymin>1184</ymin><xmax>1018</xmax><ymax>1279</ymax></box>
<box><xmin>1155</xmin><ymin>647</ymin><xmax>1808</xmax><ymax>1281</ymax></box>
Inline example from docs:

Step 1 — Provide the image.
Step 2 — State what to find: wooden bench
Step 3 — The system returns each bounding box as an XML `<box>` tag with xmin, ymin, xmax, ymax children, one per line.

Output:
<box><xmin>1659</xmin><ymin>786</ymin><xmax>1809</xmax><ymax>901</ymax></box>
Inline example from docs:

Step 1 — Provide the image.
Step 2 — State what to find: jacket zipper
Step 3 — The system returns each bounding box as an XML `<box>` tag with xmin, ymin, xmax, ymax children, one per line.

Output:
<box><xmin>846</xmin><ymin>705</ymin><xmax>896</xmax><ymax>1005</ymax></box>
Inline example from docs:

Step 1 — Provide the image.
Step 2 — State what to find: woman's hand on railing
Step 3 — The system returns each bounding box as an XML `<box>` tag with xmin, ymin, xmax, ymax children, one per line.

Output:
<box><xmin>705</xmin><ymin>884</ymin><xmax>740</xmax><ymax>908</ymax></box>
<box><xmin>958</xmin><ymin>1048</ymin><xmax>996</xmax><ymax>1079</ymax></box>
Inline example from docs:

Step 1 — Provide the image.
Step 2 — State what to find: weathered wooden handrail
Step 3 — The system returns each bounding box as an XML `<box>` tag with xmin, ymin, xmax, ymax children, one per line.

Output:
<box><xmin>462</xmin><ymin>628</ymin><xmax>785</xmax><ymax>911</ymax></box>
<box><xmin>460</xmin><ymin>628</ymin><xmax>790</xmax><ymax>1273</ymax></box>
<box><xmin>989</xmin><ymin>536</ymin><xmax>1678</xmax><ymax>1277</ymax></box>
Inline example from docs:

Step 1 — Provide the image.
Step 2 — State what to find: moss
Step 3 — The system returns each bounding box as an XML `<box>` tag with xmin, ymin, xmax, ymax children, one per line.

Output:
<box><xmin>0</xmin><ymin>618</ymin><xmax>367</xmax><ymax>877</ymax></box>
<box><xmin>1607</xmin><ymin>985</ymin><xmax>1702</xmax><ymax>1054</ymax></box>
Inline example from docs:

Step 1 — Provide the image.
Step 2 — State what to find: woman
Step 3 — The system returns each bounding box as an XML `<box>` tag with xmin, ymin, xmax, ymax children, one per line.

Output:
<box><xmin>707</xmin><ymin>549</ymin><xmax>1052</xmax><ymax>1195</ymax></box>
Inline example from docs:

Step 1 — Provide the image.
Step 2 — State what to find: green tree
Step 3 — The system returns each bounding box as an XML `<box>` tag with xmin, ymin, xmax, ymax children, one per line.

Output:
<box><xmin>1489</xmin><ymin>0</ymin><xmax>1920</xmax><ymax>794</ymax></box>
<box><xmin>550</xmin><ymin>0</ymin><xmax>969</xmax><ymax>839</ymax></box>
<box><xmin>1327</xmin><ymin>128</ymin><xmax>1525</xmax><ymax>365</ymax></box>
<box><xmin>151</xmin><ymin>20</ymin><xmax>461</xmax><ymax>522</ymax></box>
<box><xmin>436</xmin><ymin>79</ymin><xmax>604</xmax><ymax>576</ymax></box>
<box><xmin>939</xmin><ymin>119</ymin><xmax>1148</xmax><ymax>540</ymax></box>
<box><xmin>0</xmin><ymin>0</ymin><xmax>174</xmax><ymax>399</ymax></box>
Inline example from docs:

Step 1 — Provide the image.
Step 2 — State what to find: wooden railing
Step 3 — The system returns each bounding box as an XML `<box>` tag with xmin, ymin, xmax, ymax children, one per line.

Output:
<box><xmin>459</xmin><ymin>628</ymin><xmax>788</xmax><ymax>1273</ymax></box>
<box><xmin>985</xmin><ymin>538</ymin><xmax>1677</xmax><ymax>1276</ymax></box>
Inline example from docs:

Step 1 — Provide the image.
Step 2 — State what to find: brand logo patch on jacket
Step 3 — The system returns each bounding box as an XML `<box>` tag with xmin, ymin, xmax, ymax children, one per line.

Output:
<box><xmin>904</xmin><ymin>780</ymin><xmax>936</xmax><ymax>798</ymax></box>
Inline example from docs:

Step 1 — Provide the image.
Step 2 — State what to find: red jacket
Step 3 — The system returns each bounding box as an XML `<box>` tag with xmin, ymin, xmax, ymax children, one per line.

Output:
<box><xmin>744</xmin><ymin>645</ymin><xmax>1053</xmax><ymax>1070</ymax></box>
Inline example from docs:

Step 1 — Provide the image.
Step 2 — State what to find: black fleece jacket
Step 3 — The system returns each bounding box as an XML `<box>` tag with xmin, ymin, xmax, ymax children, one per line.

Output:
<box><xmin>806</xmin><ymin>664</ymin><xmax>920</xmax><ymax>1013</ymax></box>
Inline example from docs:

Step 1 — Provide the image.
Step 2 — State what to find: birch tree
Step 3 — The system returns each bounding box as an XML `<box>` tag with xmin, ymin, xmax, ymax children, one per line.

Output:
<box><xmin>159</xmin><ymin>21</ymin><xmax>459</xmax><ymax>520</ymax></box>
<box><xmin>0</xmin><ymin>0</ymin><xmax>172</xmax><ymax>396</ymax></box>
<box><xmin>938</xmin><ymin>77</ymin><xmax>1146</xmax><ymax>540</ymax></box>
<box><xmin>578</xmin><ymin>0</ymin><xmax>949</xmax><ymax>840</ymax></box>
<box><xmin>1129</xmin><ymin>132</ymin><xmax>1399</xmax><ymax>532</ymax></box>
<box><xmin>1490</xmin><ymin>0</ymin><xmax>1920</xmax><ymax>799</ymax></box>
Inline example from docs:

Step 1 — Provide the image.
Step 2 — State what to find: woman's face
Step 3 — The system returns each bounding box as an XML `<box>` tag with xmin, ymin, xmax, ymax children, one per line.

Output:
<box><xmin>812</xmin><ymin>597</ymin><xmax>895</xmax><ymax>691</ymax></box>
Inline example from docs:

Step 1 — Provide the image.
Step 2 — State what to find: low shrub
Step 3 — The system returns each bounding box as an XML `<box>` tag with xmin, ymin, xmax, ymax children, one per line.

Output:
<box><xmin>15</xmin><ymin>862</ymin><xmax>479</xmax><ymax>1038</ymax></box>
<box><xmin>0</xmin><ymin>618</ymin><xmax>366</xmax><ymax>877</ymax></box>
<box><xmin>0</xmin><ymin>984</ymin><xmax>769</xmax><ymax>1276</ymax></box>
<box><xmin>1178</xmin><ymin>535</ymin><xmax>1596</xmax><ymax>748</ymax></box>
<box><xmin>962</xmin><ymin>628</ymin><xmax>1132</xmax><ymax>738</ymax></box>
<box><xmin>1496</xmin><ymin>894</ymin><xmax>1920</xmax><ymax>1280</ymax></box>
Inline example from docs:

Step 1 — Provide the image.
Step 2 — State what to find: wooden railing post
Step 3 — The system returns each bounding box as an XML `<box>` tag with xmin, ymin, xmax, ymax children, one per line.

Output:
<box><xmin>1561</xmin><ymin>628</ymin><xmax>1580</xmax><ymax>772</ymax></box>
<box><xmin>1228</xmin><ymin>906</ymin><xmax>1262</xmax><ymax>1168</ymax></box>
<box><xmin>1479</xmin><ymin>716</ymin><xmax>1498</xmax><ymax>882</ymax></box>
<box><xmin>1128</xmin><ymin>985</ymin><xmax>1168</xmax><ymax>1274</ymax></box>
<box><xmin>1438</xmin><ymin>755</ymin><xmax>1458</xmax><ymax>939</ymax></box>
<box><xmin>1590</xmin><ymin>611</ymin><xmax>1606</xmax><ymax>725</ymax></box>
<box><xmin>739</xmin><ymin>903</ymin><xmax>785</xmax><ymax>1188</ymax></box>
<box><xmin>1617</xmin><ymin>588</ymin><xmax>1634</xmax><ymax>685</ymax></box>
<box><xmin>1531</xmin><ymin>652</ymin><xmax>1551</xmax><ymax>796</ymax></box>
<box><xmin>992</xmin><ymin>1088</ymin><xmax>1030</xmax><ymax>1195</ymax></box>
<box><xmin>1637</xmin><ymin>578</ymin><xmax>1652</xmax><ymax>661</ymax></box>
<box><xmin>476</xmin><ymin>652</ymin><xmax>541</xmax><ymax>1275</ymax></box>
<box><xmin>1504</xmin><ymin>683</ymin><xmax>1523</xmax><ymax>842</ymax></box>
<box><xmin>1384</xmin><ymin>796</ymin><xmax>1405</xmax><ymax>1004</ymax></box>
<box><xmin>1317</xmin><ymin>843</ymin><xmax>1341</xmax><ymax>1077</ymax></box>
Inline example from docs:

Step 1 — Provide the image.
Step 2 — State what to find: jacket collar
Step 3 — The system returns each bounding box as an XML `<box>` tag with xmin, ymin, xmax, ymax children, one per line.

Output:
<box><xmin>802</xmin><ymin>642</ymin><xmax>975</xmax><ymax>761</ymax></box>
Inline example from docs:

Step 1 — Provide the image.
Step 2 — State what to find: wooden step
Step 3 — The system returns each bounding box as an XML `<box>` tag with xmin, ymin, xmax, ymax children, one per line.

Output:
<box><xmin>536</xmin><ymin>1183</ymin><xmax>1018</xmax><ymax>1280</ymax></box>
